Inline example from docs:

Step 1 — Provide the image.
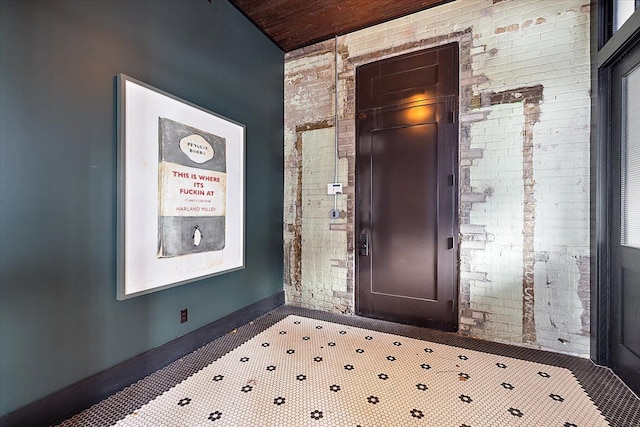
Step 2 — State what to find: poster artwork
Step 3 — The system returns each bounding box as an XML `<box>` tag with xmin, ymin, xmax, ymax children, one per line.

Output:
<box><xmin>158</xmin><ymin>117</ymin><xmax>226</xmax><ymax>258</ymax></box>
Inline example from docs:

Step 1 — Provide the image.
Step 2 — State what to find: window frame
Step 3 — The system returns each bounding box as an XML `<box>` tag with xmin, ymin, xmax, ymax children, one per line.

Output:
<box><xmin>592</xmin><ymin>0</ymin><xmax>640</xmax><ymax>365</ymax></box>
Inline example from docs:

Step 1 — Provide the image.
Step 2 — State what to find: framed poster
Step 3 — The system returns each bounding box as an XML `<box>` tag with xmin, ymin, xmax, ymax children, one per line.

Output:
<box><xmin>116</xmin><ymin>74</ymin><xmax>245</xmax><ymax>300</ymax></box>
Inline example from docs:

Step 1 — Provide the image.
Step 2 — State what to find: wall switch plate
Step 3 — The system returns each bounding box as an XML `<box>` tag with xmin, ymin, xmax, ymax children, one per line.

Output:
<box><xmin>330</xmin><ymin>209</ymin><xmax>340</xmax><ymax>219</ymax></box>
<box><xmin>180</xmin><ymin>309</ymin><xmax>188</xmax><ymax>323</ymax></box>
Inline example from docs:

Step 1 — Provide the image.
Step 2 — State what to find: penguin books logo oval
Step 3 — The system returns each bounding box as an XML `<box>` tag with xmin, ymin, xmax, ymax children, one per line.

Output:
<box><xmin>179</xmin><ymin>134</ymin><xmax>214</xmax><ymax>164</ymax></box>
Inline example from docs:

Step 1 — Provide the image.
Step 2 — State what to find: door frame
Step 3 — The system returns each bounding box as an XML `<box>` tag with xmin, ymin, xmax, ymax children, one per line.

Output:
<box><xmin>353</xmin><ymin>43</ymin><xmax>460</xmax><ymax>330</ymax></box>
<box><xmin>591</xmin><ymin>1</ymin><xmax>640</xmax><ymax>368</ymax></box>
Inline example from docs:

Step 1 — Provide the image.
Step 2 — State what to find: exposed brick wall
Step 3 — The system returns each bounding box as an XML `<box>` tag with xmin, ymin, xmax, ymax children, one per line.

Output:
<box><xmin>284</xmin><ymin>0</ymin><xmax>591</xmax><ymax>356</ymax></box>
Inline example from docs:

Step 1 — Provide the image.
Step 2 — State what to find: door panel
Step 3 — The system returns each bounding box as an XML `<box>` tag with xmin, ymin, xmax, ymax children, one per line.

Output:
<box><xmin>370</xmin><ymin>125</ymin><xmax>438</xmax><ymax>300</ymax></box>
<box><xmin>356</xmin><ymin>44</ymin><xmax>458</xmax><ymax>331</ymax></box>
<box><xmin>358</xmin><ymin>45</ymin><xmax>456</xmax><ymax>110</ymax></box>
<box><xmin>611</xmin><ymin>38</ymin><xmax>640</xmax><ymax>395</ymax></box>
<box><xmin>371</xmin><ymin>66</ymin><xmax>438</xmax><ymax>98</ymax></box>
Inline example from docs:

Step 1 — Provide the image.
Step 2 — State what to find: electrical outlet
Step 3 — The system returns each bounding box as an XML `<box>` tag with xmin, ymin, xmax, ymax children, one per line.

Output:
<box><xmin>330</xmin><ymin>209</ymin><xmax>340</xmax><ymax>219</ymax></box>
<box><xmin>180</xmin><ymin>309</ymin><xmax>188</xmax><ymax>323</ymax></box>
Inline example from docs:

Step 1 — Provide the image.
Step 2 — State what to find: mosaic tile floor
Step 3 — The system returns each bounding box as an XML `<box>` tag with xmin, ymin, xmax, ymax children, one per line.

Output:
<box><xmin>59</xmin><ymin>306</ymin><xmax>640</xmax><ymax>427</ymax></box>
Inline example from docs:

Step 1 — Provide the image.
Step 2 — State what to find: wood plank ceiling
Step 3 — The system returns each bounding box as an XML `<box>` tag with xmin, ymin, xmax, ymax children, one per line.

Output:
<box><xmin>227</xmin><ymin>0</ymin><xmax>454</xmax><ymax>52</ymax></box>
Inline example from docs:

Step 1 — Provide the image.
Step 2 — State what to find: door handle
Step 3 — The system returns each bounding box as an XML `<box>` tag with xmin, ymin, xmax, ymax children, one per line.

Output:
<box><xmin>359</xmin><ymin>233</ymin><xmax>369</xmax><ymax>256</ymax></box>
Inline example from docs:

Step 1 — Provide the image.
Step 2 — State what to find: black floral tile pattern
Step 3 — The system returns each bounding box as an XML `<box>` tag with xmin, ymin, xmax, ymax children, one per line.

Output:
<box><xmin>508</xmin><ymin>407</ymin><xmax>524</xmax><ymax>417</ymax></box>
<box><xmin>410</xmin><ymin>409</ymin><xmax>424</xmax><ymax>419</ymax></box>
<box><xmin>91</xmin><ymin>316</ymin><xmax>612</xmax><ymax>426</ymax></box>
<box><xmin>310</xmin><ymin>410</ymin><xmax>323</xmax><ymax>420</ymax></box>
<box><xmin>459</xmin><ymin>394</ymin><xmax>473</xmax><ymax>403</ymax></box>
<box><xmin>366</xmin><ymin>395</ymin><xmax>380</xmax><ymax>405</ymax></box>
<box><xmin>207</xmin><ymin>411</ymin><xmax>222</xmax><ymax>421</ymax></box>
<box><xmin>59</xmin><ymin>307</ymin><xmax>639</xmax><ymax>427</ymax></box>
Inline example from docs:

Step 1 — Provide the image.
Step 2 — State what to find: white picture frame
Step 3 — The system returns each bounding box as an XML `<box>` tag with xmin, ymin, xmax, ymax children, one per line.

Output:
<box><xmin>116</xmin><ymin>74</ymin><xmax>245</xmax><ymax>300</ymax></box>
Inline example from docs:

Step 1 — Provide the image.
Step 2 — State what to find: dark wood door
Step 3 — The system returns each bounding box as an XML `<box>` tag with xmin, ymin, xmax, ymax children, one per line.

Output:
<box><xmin>610</xmin><ymin>40</ymin><xmax>640</xmax><ymax>395</ymax></box>
<box><xmin>355</xmin><ymin>44</ymin><xmax>458</xmax><ymax>331</ymax></box>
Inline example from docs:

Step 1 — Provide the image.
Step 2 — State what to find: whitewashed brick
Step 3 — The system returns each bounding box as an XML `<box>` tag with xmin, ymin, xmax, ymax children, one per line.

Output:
<box><xmin>285</xmin><ymin>0</ymin><xmax>590</xmax><ymax>357</ymax></box>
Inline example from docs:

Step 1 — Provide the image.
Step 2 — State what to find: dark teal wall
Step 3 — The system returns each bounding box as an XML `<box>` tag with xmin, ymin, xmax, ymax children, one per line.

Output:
<box><xmin>0</xmin><ymin>0</ymin><xmax>283</xmax><ymax>416</ymax></box>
